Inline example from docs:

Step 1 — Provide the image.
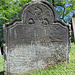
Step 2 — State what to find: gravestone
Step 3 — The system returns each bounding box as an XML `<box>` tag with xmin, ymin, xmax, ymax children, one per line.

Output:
<box><xmin>72</xmin><ymin>18</ymin><xmax>75</xmax><ymax>43</ymax></box>
<box><xmin>0</xmin><ymin>48</ymin><xmax>1</xmax><ymax>56</ymax></box>
<box><xmin>3</xmin><ymin>0</ymin><xmax>71</xmax><ymax>75</ymax></box>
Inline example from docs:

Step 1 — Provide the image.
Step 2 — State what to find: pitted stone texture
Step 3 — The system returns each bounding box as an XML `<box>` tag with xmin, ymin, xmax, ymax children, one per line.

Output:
<box><xmin>7</xmin><ymin>42</ymin><xmax>68</xmax><ymax>74</ymax></box>
<box><xmin>3</xmin><ymin>1</ymin><xmax>70</xmax><ymax>75</ymax></box>
<box><xmin>7</xmin><ymin>23</ymin><xmax>68</xmax><ymax>49</ymax></box>
<box><xmin>23</xmin><ymin>3</ymin><xmax>54</xmax><ymax>24</ymax></box>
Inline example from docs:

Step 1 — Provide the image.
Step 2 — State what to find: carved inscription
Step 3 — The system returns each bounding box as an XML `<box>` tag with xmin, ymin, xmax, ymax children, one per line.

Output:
<box><xmin>23</xmin><ymin>4</ymin><xmax>54</xmax><ymax>24</ymax></box>
<box><xmin>28</xmin><ymin>18</ymin><xmax>35</xmax><ymax>24</ymax></box>
<box><xmin>3</xmin><ymin>1</ymin><xmax>70</xmax><ymax>75</ymax></box>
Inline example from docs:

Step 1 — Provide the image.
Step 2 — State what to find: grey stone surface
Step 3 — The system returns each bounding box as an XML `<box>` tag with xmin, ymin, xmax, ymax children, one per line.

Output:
<box><xmin>72</xmin><ymin>18</ymin><xmax>75</xmax><ymax>43</ymax></box>
<box><xmin>3</xmin><ymin>0</ymin><xmax>71</xmax><ymax>75</ymax></box>
<box><xmin>0</xmin><ymin>48</ymin><xmax>1</xmax><ymax>56</ymax></box>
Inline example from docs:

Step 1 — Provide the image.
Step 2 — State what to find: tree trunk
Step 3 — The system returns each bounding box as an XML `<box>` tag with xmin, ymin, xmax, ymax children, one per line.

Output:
<box><xmin>52</xmin><ymin>0</ymin><xmax>54</xmax><ymax>6</ymax></box>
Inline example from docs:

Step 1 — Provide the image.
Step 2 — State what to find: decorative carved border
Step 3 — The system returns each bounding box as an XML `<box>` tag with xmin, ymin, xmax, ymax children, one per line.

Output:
<box><xmin>3</xmin><ymin>1</ymin><xmax>69</xmax><ymax>27</ymax></box>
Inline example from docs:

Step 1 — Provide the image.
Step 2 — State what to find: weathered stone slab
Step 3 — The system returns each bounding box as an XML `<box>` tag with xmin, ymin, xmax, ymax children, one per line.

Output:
<box><xmin>0</xmin><ymin>48</ymin><xmax>1</xmax><ymax>56</ymax></box>
<box><xmin>72</xmin><ymin>18</ymin><xmax>75</xmax><ymax>42</ymax></box>
<box><xmin>3</xmin><ymin>0</ymin><xmax>71</xmax><ymax>75</ymax></box>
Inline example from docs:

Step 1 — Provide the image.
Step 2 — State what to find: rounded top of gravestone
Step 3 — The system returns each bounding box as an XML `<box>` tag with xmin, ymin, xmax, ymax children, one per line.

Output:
<box><xmin>4</xmin><ymin>0</ymin><xmax>69</xmax><ymax>27</ymax></box>
<box><xmin>32</xmin><ymin>0</ymin><xmax>46</xmax><ymax>1</ymax></box>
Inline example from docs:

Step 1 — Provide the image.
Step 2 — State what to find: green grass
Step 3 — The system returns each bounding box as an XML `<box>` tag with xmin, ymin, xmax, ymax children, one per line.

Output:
<box><xmin>25</xmin><ymin>61</ymin><xmax>75</xmax><ymax>75</ymax></box>
<box><xmin>0</xmin><ymin>55</ymin><xmax>4</xmax><ymax>72</ymax></box>
<box><xmin>70</xmin><ymin>43</ymin><xmax>75</xmax><ymax>56</ymax></box>
<box><xmin>70</xmin><ymin>43</ymin><xmax>75</xmax><ymax>63</ymax></box>
<box><xmin>0</xmin><ymin>43</ymin><xmax>75</xmax><ymax>75</ymax></box>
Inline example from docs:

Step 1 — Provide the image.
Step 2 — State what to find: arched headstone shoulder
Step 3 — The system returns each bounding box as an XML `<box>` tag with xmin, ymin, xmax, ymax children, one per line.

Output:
<box><xmin>4</xmin><ymin>1</ymin><xmax>69</xmax><ymax>27</ymax></box>
<box><xmin>3</xmin><ymin>0</ymin><xmax>71</xmax><ymax>75</ymax></box>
